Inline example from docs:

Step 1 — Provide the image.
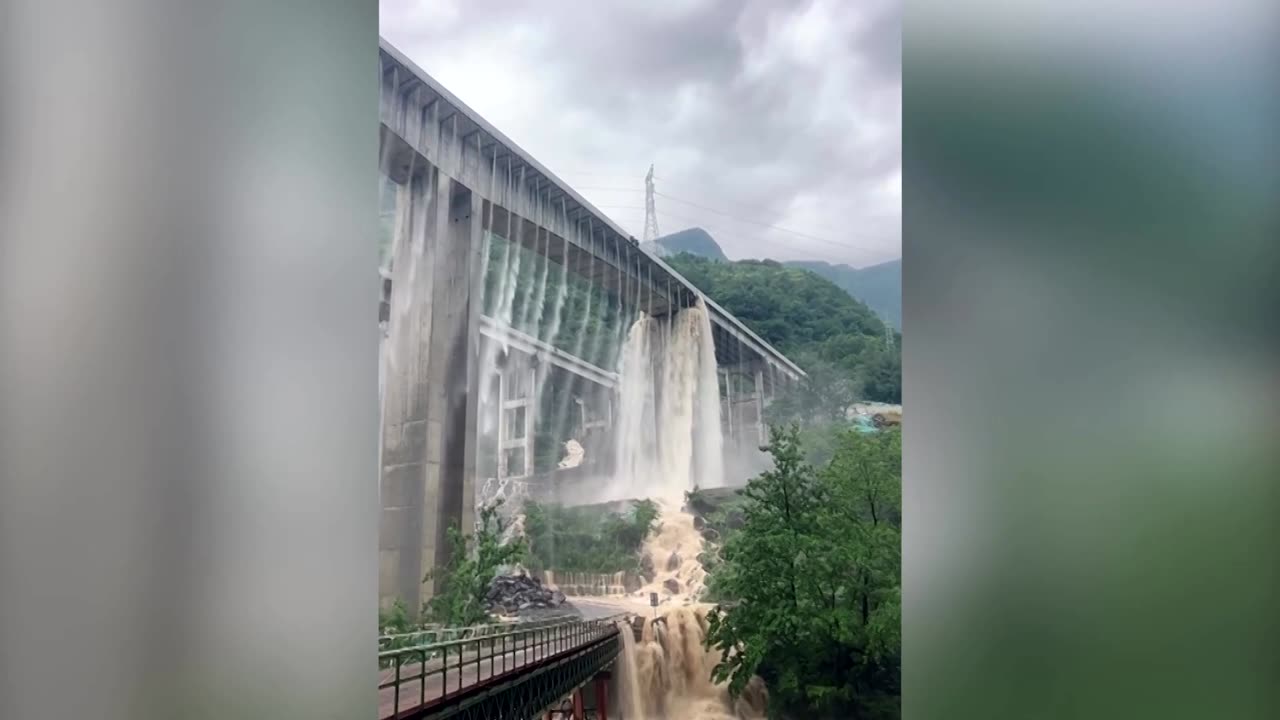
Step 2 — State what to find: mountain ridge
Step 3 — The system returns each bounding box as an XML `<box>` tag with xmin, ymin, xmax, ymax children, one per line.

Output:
<box><xmin>646</xmin><ymin>227</ymin><xmax>901</xmax><ymax>329</ymax></box>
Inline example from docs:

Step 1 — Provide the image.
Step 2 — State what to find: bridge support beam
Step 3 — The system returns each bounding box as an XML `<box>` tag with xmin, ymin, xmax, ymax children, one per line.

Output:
<box><xmin>594</xmin><ymin>674</ymin><xmax>609</xmax><ymax>720</ymax></box>
<box><xmin>723</xmin><ymin>362</ymin><xmax>768</xmax><ymax>447</ymax></box>
<box><xmin>754</xmin><ymin>367</ymin><xmax>766</xmax><ymax>446</ymax></box>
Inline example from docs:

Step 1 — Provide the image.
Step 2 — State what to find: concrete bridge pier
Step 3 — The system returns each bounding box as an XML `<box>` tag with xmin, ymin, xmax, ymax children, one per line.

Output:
<box><xmin>545</xmin><ymin>672</ymin><xmax>610</xmax><ymax>720</ymax></box>
<box><xmin>378</xmin><ymin>158</ymin><xmax>484</xmax><ymax>617</ymax></box>
<box><xmin>721</xmin><ymin>361</ymin><xmax>771</xmax><ymax>448</ymax></box>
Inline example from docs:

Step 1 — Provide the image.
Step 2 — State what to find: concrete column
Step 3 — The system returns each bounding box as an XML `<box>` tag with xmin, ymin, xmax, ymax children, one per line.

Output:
<box><xmin>378</xmin><ymin>165</ymin><xmax>438</xmax><ymax>617</ymax></box>
<box><xmin>497</xmin><ymin>365</ymin><xmax>535</xmax><ymax>478</ymax></box>
<box><xmin>754</xmin><ymin>368</ymin><xmax>766</xmax><ymax>446</ymax></box>
<box><xmin>427</xmin><ymin>178</ymin><xmax>483</xmax><ymax>594</ymax></box>
<box><xmin>524</xmin><ymin>367</ymin><xmax>534</xmax><ymax>475</ymax></box>
<box><xmin>378</xmin><ymin>163</ymin><xmax>483</xmax><ymax>619</ymax></box>
<box><xmin>722</xmin><ymin>367</ymin><xmax>734</xmax><ymax>439</ymax></box>
<box><xmin>497</xmin><ymin>370</ymin><xmax>507</xmax><ymax>478</ymax></box>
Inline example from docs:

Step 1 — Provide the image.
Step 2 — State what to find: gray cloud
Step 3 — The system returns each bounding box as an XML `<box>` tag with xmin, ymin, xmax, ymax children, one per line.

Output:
<box><xmin>381</xmin><ymin>0</ymin><xmax>900</xmax><ymax>267</ymax></box>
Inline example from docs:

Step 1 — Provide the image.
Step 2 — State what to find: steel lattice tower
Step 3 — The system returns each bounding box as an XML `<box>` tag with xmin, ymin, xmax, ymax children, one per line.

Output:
<box><xmin>642</xmin><ymin>164</ymin><xmax>660</xmax><ymax>243</ymax></box>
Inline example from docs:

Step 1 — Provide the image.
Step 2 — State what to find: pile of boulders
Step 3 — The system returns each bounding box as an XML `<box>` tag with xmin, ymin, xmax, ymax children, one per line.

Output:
<box><xmin>485</xmin><ymin>571</ymin><xmax>567</xmax><ymax>615</ymax></box>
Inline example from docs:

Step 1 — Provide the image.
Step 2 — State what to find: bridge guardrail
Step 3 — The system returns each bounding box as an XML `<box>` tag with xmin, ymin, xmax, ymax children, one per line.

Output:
<box><xmin>379</xmin><ymin>613</ymin><xmax>581</xmax><ymax>654</ymax></box>
<box><xmin>378</xmin><ymin>614</ymin><xmax>627</xmax><ymax>718</ymax></box>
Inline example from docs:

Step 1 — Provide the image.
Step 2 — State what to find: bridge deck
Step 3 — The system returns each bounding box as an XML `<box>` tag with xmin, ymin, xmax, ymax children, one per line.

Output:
<box><xmin>379</xmin><ymin>617</ymin><xmax>622</xmax><ymax>720</ymax></box>
<box><xmin>378</xmin><ymin>37</ymin><xmax>805</xmax><ymax>383</ymax></box>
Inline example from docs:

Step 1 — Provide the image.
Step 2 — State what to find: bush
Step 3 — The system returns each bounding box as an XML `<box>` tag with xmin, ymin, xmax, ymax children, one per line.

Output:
<box><xmin>522</xmin><ymin>499</ymin><xmax>659</xmax><ymax>574</ymax></box>
<box><xmin>423</xmin><ymin>502</ymin><xmax>525</xmax><ymax>626</ymax></box>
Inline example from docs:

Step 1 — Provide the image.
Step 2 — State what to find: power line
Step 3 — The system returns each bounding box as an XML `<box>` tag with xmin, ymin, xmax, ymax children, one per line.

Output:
<box><xmin>654</xmin><ymin>191</ymin><xmax>879</xmax><ymax>252</ymax></box>
<box><xmin>571</xmin><ymin>168</ymin><xmax>895</xmax><ymax>259</ymax></box>
<box><xmin>574</xmin><ymin>184</ymin><xmax>889</xmax><ymax>253</ymax></box>
<box><xmin>651</xmin><ymin>175</ymin><xmax>864</xmax><ymax>236</ymax></box>
<box><xmin>652</xmin><ymin>209</ymin><xmax>867</xmax><ymax>267</ymax></box>
<box><xmin>590</xmin><ymin>204</ymin><xmax>880</xmax><ymax>265</ymax></box>
<box><xmin>562</xmin><ymin>172</ymin><xmax>894</xmax><ymax>240</ymax></box>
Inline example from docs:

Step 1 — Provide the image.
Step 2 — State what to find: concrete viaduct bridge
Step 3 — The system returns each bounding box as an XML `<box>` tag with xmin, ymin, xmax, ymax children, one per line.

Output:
<box><xmin>376</xmin><ymin>38</ymin><xmax>805</xmax><ymax>617</ymax></box>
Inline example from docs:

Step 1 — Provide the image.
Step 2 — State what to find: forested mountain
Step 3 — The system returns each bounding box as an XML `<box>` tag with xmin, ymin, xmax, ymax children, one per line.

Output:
<box><xmin>644</xmin><ymin>227</ymin><xmax>727</xmax><ymax>261</ymax></box>
<box><xmin>666</xmin><ymin>253</ymin><xmax>901</xmax><ymax>404</ymax></box>
<box><xmin>786</xmin><ymin>258</ymin><xmax>901</xmax><ymax>330</ymax></box>
<box><xmin>647</xmin><ymin>227</ymin><xmax>901</xmax><ymax>329</ymax></box>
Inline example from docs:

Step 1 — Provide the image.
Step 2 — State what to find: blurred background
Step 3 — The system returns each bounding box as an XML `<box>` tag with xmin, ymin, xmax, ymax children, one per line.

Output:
<box><xmin>905</xmin><ymin>0</ymin><xmax>1278</xmax><ymax>717</ymax></box>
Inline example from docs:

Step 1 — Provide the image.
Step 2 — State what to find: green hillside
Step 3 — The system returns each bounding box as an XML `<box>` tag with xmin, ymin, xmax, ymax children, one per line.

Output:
<box><xmin>649</xmin><ymin>228</ymin><xmax>901</xmax><ymax>329</ymax></box>
<box><xmin>650</xmin><ymin>227</ymin><xmax>727</xmax><ymax>261</ymax></box>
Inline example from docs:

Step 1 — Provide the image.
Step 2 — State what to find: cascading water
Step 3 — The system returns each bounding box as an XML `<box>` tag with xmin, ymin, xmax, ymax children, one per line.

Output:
<box><xmin>597</xmin><ymin>298</ymin><xmax>768</xmax><ymax>718</ymax></box>
<box><xmin>613</xmin><ymin>315</ymin><xmax>659</xmax><ymax>500</ymax></box>
<box><xmin>614</xmin><ymin>607</ymin><xmax>768</xmax><ymax>720</ymax></box>
<box><xmin>694</xmin><ymin>299</ymin><xmax>725</xmax><ymax>490</ymax></box>
<box><xmin>614</xmin><ymin>619</ymin><xmax>648</xmax><ymax>720</ymax></box>
<box><xmin>662</xmin><ymin>298</ymin><xmax>725</xmax><ymax>495</ymax></box>
<box><xmin>608</xmin><ymin>298</ymin><xmax>723</xmax><ymax>505</ymax></box>
<box><xmin>656</xmin><ymin>308</ymin><xmax>700</xmax><ymax>503</ymax></box>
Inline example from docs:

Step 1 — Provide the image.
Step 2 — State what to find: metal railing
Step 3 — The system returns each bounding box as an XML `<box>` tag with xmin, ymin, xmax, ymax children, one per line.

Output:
<box><xmin>378</xmin><ymin>613</ymin><xmax>581</xmax><ymax>654</ymax></box>
<box><xmin>378</xmin><ymin>614</ymin><xmax>626</xmax><ymax>719</ymax></box>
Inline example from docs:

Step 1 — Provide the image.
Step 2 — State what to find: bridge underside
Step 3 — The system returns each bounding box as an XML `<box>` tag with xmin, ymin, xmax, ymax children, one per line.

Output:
<box><xmin>377</xmin><ymin>38</ymin><xmax>804</xmax><ymax>615</ymax></box>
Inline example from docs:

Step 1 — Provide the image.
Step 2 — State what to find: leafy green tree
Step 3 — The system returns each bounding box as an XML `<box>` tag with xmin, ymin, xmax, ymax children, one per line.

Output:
<box><xmin>378</xmin><ymin>598</ymin><xmax>412</xmax><ymax>635</ymax></box>
<box><xmin>766</xmin><ymin>353</ymin><xmax>862</xmax><ymax>426</ymax></box>
<box><xmin>858</xmin><ymin>348</ymin><xmax>902</xmax><ymax>405</ymax></box>
<box><xmin>521</xmin><ymin>499</ymin><xmax>658</xmax><ymax>574</ymax></box>
<box><xmin>423</xmin><ymin>503</ymin><xmax>525</xmax><ymax>626</ymax></box>
<box><xmin>706</xmin><ymin>426</ymin><xmax>901</xmax><ymax>719</ymax></box>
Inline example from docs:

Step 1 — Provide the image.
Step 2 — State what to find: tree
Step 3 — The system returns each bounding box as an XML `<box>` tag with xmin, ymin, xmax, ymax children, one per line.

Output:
<box><xmin>706</xmin><ymin>426</ymin><xmax>901</xmax><ymax>719</ymax></box>
<box><xmin>423</xmin><ymin>503</ymin><xmax>525</xmax><ymax>626</ymax></box>
<box><xmin>766</xmin><ymin>353</ymin><xmax>862</xmax><ymax>427</ymax></box>
<box><xmin>858</xmin><ymin>348</ymin><xmax>902</xmax><ymax>404</ymax></box>
<box><xmin>521</xmin><ymin>499</ymin><xmax>658</xmax><ymax>574</ymax></box>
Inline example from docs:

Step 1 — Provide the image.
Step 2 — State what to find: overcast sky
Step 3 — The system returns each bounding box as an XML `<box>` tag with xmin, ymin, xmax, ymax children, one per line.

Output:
<box><xmin>380</xmin><ymin>0</ymin><xmax>900</xmax><ymax>268</ymax></box>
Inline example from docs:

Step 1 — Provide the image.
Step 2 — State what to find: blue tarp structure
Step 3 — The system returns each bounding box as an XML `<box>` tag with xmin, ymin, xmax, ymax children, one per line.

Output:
<box><xmin>853</xmin><ymin>415</ymin><xmax>878</xmax><ymax>433</ymax></box>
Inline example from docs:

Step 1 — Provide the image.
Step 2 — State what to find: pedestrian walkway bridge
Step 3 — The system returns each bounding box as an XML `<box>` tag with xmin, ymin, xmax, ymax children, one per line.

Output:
<box><xmin>379</xmin><ymin>615</ymin><xmax>628</xmax><ymax>720</ymax></box>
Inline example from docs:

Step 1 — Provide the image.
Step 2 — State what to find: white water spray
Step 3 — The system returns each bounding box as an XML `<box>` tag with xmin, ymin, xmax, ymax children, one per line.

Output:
<box><xmin>656</xmin><ymin>310</ymin><xmax>698</xmax><ymax>502</ymax></box>
<box><xmin>613</xmin><ymin>315</ymin><xmax>659</xmax><ymax>500</ymax></box>
<box><xmin>659</xmin><ymin>299</ymin><xmax>724</xmax><ymax>500</ymax></box>
<box><xmin>608</xmin><ymin>298</ymin><xmax>723</xmax><ymax>505</ymax></box>
<box><xmin>693</xmin><ymin>298</ymin><xmax>725</xmax><ymax>490</ymax></box>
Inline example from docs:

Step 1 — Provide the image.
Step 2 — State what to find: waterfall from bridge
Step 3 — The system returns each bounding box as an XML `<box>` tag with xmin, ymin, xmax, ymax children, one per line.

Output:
<box><xmin>613</xmin><ymin>315</ymin><xmax>658</xmax><ymax>501</ymax></box>
<box><xmin>694</xmin><ymin>300</ymin><xmax>725</xmax><ymax>492</ymax></box>
<box><xmin>611</xmin><ymin>299</ymin><xmax>723</xmax><ymax>600</ymax></box>
<box><xmin>617</xmin><ymin>298</ymin><xmax>724</xmax><ymax>505</ymax></box>
<box><xmin>606</xmin><ymin>301</ymin><xmax>773</xmax><ymax>719</ymax></box>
